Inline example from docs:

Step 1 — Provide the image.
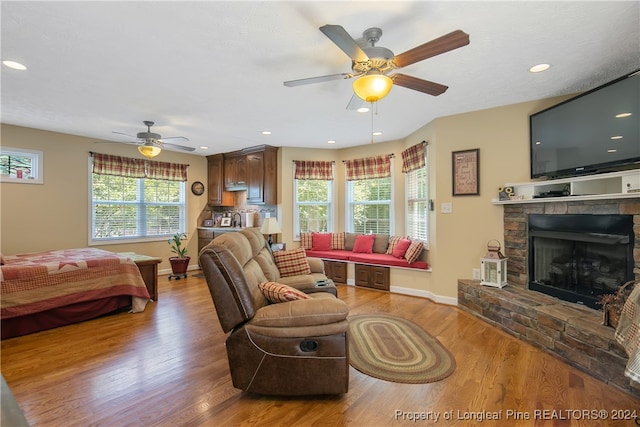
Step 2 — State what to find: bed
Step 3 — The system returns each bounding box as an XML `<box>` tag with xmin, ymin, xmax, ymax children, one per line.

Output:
<box><xmin>1</xmin><ymin>248</ymin><xmax>151</xmax><ymax>339</ymax></box>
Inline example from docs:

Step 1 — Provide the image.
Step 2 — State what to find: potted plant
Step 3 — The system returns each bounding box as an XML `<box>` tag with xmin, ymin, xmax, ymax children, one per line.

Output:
<box><xmin>597</xmin><ymin>280</ymin><xmax>636</xmax><ymax>328</ymax></box>
<box><xmin>168</xmin><ymin>232</ymin><xmax>190</xmax><ymax>279</ymax></box>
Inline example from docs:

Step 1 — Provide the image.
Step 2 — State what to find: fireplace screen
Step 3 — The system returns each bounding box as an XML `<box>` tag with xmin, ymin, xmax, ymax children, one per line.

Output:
<box><xmin>528</xmin><ymin>214</ymin><xmax>633</xmax><ymax>309</ymax></box>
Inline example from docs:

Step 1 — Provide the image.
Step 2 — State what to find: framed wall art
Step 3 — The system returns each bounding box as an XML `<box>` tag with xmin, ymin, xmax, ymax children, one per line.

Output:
<box><xmin>452</xmin><ymin>149</ymin><xmax>479</xmax><ymax>196</ymax></box>
<box><xmin>220</xmin><ymin>217</ymin><xmax>232</xmax><ymax>227</ymax></box>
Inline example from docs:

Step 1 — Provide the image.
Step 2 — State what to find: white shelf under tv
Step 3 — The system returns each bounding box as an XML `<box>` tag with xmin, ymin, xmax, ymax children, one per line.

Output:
<box><xmin>491</xmin><ymin>169</ymin><xmax>640</xmax><ymax>205</ymax></box>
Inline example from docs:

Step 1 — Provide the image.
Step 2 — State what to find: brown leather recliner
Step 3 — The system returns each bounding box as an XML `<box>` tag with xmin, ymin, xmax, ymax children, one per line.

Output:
<box><xmin>199</xmin><ymin>228</ymin><xmax>349</xmax><ymax>395</ymax></box>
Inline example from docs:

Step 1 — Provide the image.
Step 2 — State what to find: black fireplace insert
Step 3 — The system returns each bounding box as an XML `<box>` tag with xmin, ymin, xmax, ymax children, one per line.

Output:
<box><xmin>528</xmin><ymin>214</ymin><xmax>634</xmax><ymax>309</ymax></box>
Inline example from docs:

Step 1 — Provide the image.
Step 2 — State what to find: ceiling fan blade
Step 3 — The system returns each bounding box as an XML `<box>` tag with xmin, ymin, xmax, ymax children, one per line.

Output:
<box><xmin>160</xmin><ymin>136</ymin><xmax>190</xmax><ymax>142</ymax></box>
<box><xmin>346</xmin><ymin>93</ymin><xmax>364</xmax><ymax>110</ymax></box>
<box><xmin>112</xmin><ymin>131</ymin><xmax>138</xmax><ymax>140</ymax></box>
<box><xmin>393</xmin><ymin>30</ymin><xmax>470</xmax><ymax>68</ymax></box>
<box><xmin>162</xmin><ymin>142</ymin><xmax>196</xmax><ymax>152</ymax></box>
<box><xmin>319</xmin><ymin>24</ymin><xmax>369</xmax><ymax>62</ymax></box>
<box><xmin>284</xmin><ymin>73</ymin><xmax>352</xmax><ymax>87</ymax></box>
<box><xmin>391</xmin><ymin>74</ymin><xmax>448</xmax><ymax>96</ymax></box>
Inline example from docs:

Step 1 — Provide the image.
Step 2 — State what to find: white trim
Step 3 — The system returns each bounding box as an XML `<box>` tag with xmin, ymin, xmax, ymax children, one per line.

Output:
<box><xmin>390</xmin><ymin>285</ymin><xmax>458</xmax><ymax>306</ymax></box>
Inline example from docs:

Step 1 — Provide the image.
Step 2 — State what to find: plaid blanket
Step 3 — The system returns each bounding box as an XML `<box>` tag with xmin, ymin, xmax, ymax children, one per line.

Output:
<box><xmin>1</xmin><ymin>248</ymin><xmax>150</xmax><ymax>319</ymax></box>
<box><xmin>615</xmin><ymin>282</ymin><xmax>640</xmax><ymax>383</ymax></box>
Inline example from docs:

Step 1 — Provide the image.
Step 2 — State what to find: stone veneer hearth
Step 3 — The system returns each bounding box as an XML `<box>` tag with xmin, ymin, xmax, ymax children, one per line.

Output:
<box><xmin>458</xmin><ymin>198</ymin><xmax>640</xmax><ymax>397</ymax></box>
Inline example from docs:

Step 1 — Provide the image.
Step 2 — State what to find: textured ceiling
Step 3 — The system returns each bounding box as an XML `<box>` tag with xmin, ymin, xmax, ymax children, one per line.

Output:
<box><xmin>1</xmin><ymin>1</ymin><xmax>639</xmax><ymax>156</ymax></box>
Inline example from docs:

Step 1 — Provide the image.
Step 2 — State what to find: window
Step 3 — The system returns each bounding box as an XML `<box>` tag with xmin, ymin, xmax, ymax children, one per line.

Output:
<box><xmin>406</xmin><ymin>164</ymin><xmax>429</xmax><ymax>243</ymax></box>
<box><xmin>347</xmin><ymin>177</ymin><xmax>392</xmax><ymax>234</ymax></box>
<box><xmin>0</xmin><ymin>147</ymin><xmax>43</xmax><ymax>184</ymax></box>
<box><xmin>294</xmin><ymin>178</ymin><xmax>333</xmax><ymax>238</ymax></box>
<box><xmin>90</xmin><ymin>173</ymin><xmax>185</xmax><ymax>243</ymax></box>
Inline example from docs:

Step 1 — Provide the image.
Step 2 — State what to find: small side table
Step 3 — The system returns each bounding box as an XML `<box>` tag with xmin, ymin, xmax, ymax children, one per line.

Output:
<box><xmin>119</xmin><ymin>252</ymin><xmax>161</xmax><ymax>301</ymax></box>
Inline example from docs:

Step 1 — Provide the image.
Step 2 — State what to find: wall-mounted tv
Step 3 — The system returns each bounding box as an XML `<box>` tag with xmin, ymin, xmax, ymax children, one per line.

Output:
<box><xmin>530</xmin><ymin>70</ymin><xmax>639</xmax><ymax>179</ymax></box>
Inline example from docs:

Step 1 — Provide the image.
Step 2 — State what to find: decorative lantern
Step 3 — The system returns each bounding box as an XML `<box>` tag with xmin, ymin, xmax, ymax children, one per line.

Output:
<box><xmin>480</xmin><ymin>240</ymin><xmax>508</xmax><ymax>288</ymax></box>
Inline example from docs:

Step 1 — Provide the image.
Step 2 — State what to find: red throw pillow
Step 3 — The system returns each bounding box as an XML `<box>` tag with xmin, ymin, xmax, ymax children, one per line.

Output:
<box><xmin>392</xmin><ymin>238</ymin><xmax>412</xmax><ymax>258</ymax></box>
<box><xmin>352</xmin><ymin>234</ymin><xmax>375</xmax><ymax>254</ymax></box>
<box><xmin>312</xmin><ymin>232</ymin><xmax>332</xmax><ymax>251</ymax></box>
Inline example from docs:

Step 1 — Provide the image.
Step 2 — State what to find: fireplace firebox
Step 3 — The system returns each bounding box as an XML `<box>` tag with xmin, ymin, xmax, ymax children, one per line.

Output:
<box><xmin>528</xmin><ymin>214</ymin><xmax>634</xmax><ymax>309</ymax></box>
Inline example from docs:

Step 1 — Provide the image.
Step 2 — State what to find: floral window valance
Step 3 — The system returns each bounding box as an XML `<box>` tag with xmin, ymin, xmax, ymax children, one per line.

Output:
<box><xmin>91</xmin><ymin>153</ymin><xmax>188</xmax><ymax>182</ymax></box>
<box><xmin>344</xmin><ymin>154</ymin><xmax>392</xmax><ymax>181</ymax></box>
<box><xmin>401</xmin><ymin>142</ymin><xmax>426</xmax><ymax>173</ymax></box>
<box><xmin>294</xmin><ymin>160</ymin><xmax>334</xmax><ymax>180</ymax></box>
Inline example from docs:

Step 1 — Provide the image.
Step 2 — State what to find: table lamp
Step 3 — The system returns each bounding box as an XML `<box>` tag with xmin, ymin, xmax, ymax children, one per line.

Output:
<box><xmin>260</xmin><ymin>217</ymin><xmax>282</xmax><ymax>248</ymax></box>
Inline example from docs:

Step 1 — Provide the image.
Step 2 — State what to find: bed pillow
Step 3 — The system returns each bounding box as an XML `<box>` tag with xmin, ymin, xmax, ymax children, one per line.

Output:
<box><xmin>300</xmin><ymin>232</ymin><xmax>313</xmax><ymax>250</ymax></box>
<box><xmin>311</xmin><ymin>232</ymin><xmax>332</xmax><ymax>251</ymax></box>
<box><xmin>273</xmin><ymin>247</ymin><xmax>312</xmax><ymax>277</ymax></box>
<box><xmin>331</xmin><ymin>232</ymin><xmax>345</xmax><ymax>250</ymax></box>
<box><xmin>392</xmin><ymin>238</ymin><xmax>412</xmax><ymax>259</ymax></box>
<box><xmin>259</xmin><ymin>281</ymin><xmax>311</xmax><ymax>303</ymax></box>
<box><xmin>405</xmin><ymin>241</ymin><xmax>424</xmax><ymax>264</ymax></box>
<box><xmin>352</xmin><ymin>234</ymin><xmax>375</xmax><ymax>254</ymax></box>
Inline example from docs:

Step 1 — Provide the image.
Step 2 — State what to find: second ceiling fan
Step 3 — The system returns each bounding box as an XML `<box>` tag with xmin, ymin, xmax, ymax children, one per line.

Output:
<box><xmin>284</xmin><ymin>24</ymin><xmax>470</xmax><ymax>108</ymax></box>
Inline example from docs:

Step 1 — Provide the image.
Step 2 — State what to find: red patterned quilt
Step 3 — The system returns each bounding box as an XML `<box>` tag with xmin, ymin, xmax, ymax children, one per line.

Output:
<box><xmin>1</xmin><ymin>248</ymin><xmax>150</xmax><ymax>319</ymax></box>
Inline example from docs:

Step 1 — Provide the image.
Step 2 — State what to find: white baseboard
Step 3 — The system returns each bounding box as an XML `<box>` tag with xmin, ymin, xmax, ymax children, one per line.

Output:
<box><xmin>390</xmin><ymin>285</ymin><xmax>458</xmax><ymax>306</ymax></box>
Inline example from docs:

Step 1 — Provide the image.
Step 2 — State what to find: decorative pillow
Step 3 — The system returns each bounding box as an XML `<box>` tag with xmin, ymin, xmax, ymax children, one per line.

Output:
<box><xmin>273</xmin><ymin>247</ymin><xmax>312</xmax><ymax>277</ymax></box>
<box><xmin>300</xmin><ymin>232</ymin><xmax>313</xmax><ymax>250</ymax></box>
<box><xmin>344</xmin><ymin>232</ymin><xmax>357</xmax><ymax>251</ymax></box>
<box><xmin>392</xmin><ymin>238</ymin><xmax>412</xmax><ymax>259</ymax></box>
<box><xmin>352</xmin><ymin>234</ymin><xmax>376</xmax><ymax>254</ymax></box>
<box><xmin>331</xmin><ymin>232</ymin><xmax>345</xmax><ymax>250</ymax></box>
<box><xmin>386</xmin><ymin>235</ymin><xmax>405</xmax><ymax>255</ymax></box>
<box><xmin>372</xmin><ymin>235</ymin><xmax>389</xmax><ymax>254</ymax></box>
<box><xmin>259</xmin><ymin>281</ymin><xmax>311</xmax><ymax>303</ymax></box>
<box><xmin>312</xmin><ymin>232</ymin><xmax>332</xmax><ymax>251</ymax></box>
<box><xmin>404</xmin><ymin>240</ymin><xmax>424</xmax><ymax>264</ymax></box>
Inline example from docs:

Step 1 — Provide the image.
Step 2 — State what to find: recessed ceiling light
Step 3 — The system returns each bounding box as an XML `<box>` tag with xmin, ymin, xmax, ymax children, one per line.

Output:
<box><xmin>3</xmin><ymin>60</ymin><xmax>27</xmax><ymax>70</ymax></box>
<box><xmin>535</xmin><ymin>141</ymin><xmax>542</xmax><ymax>145</ymax></box>
<box><xmin>616</xmin><ymin>112</ymin><xmax>632</xmax><ymax>118</ymax></box>
<box><xmin>610</xmin><ymin>136</ymin><xmax>623</xmax><ymax>140</ymax></box>
<box><xmin>529</xmin><ymin>63</ymin><xmax>550</xmax><ymax>73</ymax></box>
<box><xmin>372</xmin><ymin>131</ymin><xmax>382</xmax><ymax>136</ymax></box>
<box><xmin>607</xmin><ymin>149</ymin><xmax>617</xmax><ymax>153</ymax></box>
<box><xmin>357</xmin><ymin>107</ymin><xmax>370</xmax><ymax>113</ymax></box>
<box><xmin>199</xmin><ymin>146</ymin><xmax>209</xmax><ymax>150</ymax></box>
<box><xmin>261</xmin><ymin>130</ymin><xmax>271</xmax><ymax>135</ymax></box>
<box><xmin>327</xmin><ymin>140</ymin><xmax>336</xmax><ymax>144</ymax></box>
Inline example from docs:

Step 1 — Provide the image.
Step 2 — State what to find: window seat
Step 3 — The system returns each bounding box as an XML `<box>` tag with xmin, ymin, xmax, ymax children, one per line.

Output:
<box><xmin>305</xmin><ymin>249</ymin><xmax>429</xmax><ymax>270</ymax></box>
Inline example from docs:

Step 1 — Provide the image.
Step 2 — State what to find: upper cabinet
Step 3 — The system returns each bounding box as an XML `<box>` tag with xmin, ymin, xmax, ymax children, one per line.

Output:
<box><xmin>206</xmin><ymin>154</ymin><xmax>234</xmax><ymax>206</ymax></box>
<box><xmin>210</xmin><ymin>145</ymin><xmax>277</xmax><ymax>205</ymax></box>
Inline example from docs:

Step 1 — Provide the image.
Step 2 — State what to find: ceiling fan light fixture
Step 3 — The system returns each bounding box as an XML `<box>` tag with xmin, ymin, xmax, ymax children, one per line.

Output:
<box><xmin>352</xmin><ymin>73</ymin><xmax>393</xmax><ymax>102</ymax></box>
<box><xmin>138</xmin><ymin>145</ymin><xmax>161</xmax><ymax>159</ymax></box>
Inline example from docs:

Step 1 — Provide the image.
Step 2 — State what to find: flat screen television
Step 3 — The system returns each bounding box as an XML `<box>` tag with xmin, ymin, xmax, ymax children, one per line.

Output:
<box><xmin>530</xmin><ymin>69</ymin><xmax>640</xmax><ymax>179</ymax></box>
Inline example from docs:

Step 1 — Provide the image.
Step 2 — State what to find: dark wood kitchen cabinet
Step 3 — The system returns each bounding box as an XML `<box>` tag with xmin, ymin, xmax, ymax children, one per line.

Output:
<box><xmin>206</xmin><ymin>154</ymin><xmax>234</xmax><ymax>206</ymax></box>
<box><xmin>223</xmin><ymin>153</ymin><xmax>247</xmax><ymax>191</ymax></box>
<box><xmin>245</xmin><ymin>145</ymin><xmax>277</xmax><ymax>205</ymax></box>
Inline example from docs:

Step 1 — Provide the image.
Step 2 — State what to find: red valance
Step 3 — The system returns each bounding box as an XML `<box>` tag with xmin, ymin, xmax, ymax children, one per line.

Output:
<box><xmin>294</xmin><ymin>160</ymin><xmax>334</xmax><ymax>180</ymax></box>
<box><xmin>401</xmin><ymin>142</ymin><xmax>426</xmax><ymax>173</ymax></box>
<box><xmin>92</xmin><ymin>153</ymin><xmax>188</xmax><ymax>181</ymax></box>
<box><xmin>344</xmin><ymin>155</ymin><xmax>391</xmax><ymax>181</ymax></box>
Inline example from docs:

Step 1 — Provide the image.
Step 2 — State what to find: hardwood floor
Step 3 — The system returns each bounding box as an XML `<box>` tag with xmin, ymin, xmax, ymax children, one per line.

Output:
<box><xmin>2</xmin><ymin>274</ymin><xmax>639</xmax><ymax>427</ymax></box>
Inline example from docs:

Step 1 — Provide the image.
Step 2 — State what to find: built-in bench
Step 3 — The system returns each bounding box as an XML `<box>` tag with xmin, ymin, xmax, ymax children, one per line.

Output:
<box><xmin>305</xmin><ymin>249</ymin><xmax>429</xmax><ymax>270</ymax></box>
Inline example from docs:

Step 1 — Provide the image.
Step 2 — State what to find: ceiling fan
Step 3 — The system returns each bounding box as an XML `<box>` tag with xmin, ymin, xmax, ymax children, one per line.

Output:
<box><xmin>284</xmin><ymin>25</ymin><xmax>470</xmax><ymax>108</ymax></box>
<box><xmin>108</xmin><ymin>120</ymin><xmax>195</xmax><ymax>158</ymax></box>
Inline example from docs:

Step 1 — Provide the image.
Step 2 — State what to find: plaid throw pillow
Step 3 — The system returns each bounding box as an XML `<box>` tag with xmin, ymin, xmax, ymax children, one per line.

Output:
<box><xmin>300</xmin><ymin>232</ymin><xmax>313</xmax><ymax>250</ymax></box>
<box><xmin>331</xmin><ymin>232</ymin><xmax>345</xmax><ymax>250</ymax></box>
<box><xmin>404</xmin><ymin>240</ymin><xmax>424</xmax><ymax>264</ymax></box>
<box><xmin>259</xmin><ymin>281</ymin><xmax>311</xmax><ymax>303</ymax></box>
<box><xmin>386</xmin><ymin>235</ymin><xmax>406</xmax><ymax>255</ymax></box>
<box><xmin>273</xmin><ymin>247</ymin><xmax>312</xmax><ymax>277</ymax></box>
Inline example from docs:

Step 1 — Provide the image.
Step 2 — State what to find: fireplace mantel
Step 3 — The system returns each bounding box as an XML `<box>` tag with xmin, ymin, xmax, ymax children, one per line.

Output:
<box><xmin>492</xmin><ymin>170</ymin><xmax>640</xmax><ymax>205</ymax></box>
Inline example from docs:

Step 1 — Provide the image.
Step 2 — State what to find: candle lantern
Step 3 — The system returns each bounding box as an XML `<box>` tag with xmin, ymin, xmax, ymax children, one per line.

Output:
<box><xmin>480</xmin><ymin>240</ymin><xmax>508</xmax><ymax>288</ymax></box>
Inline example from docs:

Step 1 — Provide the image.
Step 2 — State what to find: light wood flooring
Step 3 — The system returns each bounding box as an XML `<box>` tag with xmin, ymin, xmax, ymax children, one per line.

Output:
<box><xmin>2</xmin><ymin>274</ymin><xmax>639</xmax><ymax>427</ymax></box>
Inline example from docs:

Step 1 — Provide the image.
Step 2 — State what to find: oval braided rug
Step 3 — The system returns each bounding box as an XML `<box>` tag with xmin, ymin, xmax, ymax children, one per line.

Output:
<box><xmin>348</xmin><ymin>313</ymin><xmax>456</xmax><ymax>384</ymax></box>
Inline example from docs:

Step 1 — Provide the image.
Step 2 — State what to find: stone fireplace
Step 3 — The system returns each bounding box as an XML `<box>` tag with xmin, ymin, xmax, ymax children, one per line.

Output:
<box><xmin>458</xmin><ymin>198</ymin><xmax>640</xmax><ymax>397</ymax></box>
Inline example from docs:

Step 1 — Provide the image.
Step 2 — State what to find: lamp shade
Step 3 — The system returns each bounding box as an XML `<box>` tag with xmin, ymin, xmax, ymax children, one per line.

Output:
<box><xmin>352</xmin><ymin>73</ymin><xmax>393</xmax><ymax>102</ymax></box>
<box><xmin>260</xmin><ymin>217</ymin><xmax>282</xmax><ymax>235</ymax></box>
<box><xmin>138</xmin><ymin>145</ymin><xmax>162</xmax><ymax>159</ymax></box>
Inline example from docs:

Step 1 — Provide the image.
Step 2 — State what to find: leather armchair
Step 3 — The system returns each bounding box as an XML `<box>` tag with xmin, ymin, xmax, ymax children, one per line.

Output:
<box><xmin>199</xmin><ymin>228</ymin><xmax>349</xmax><ymax>395</ymax></box>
